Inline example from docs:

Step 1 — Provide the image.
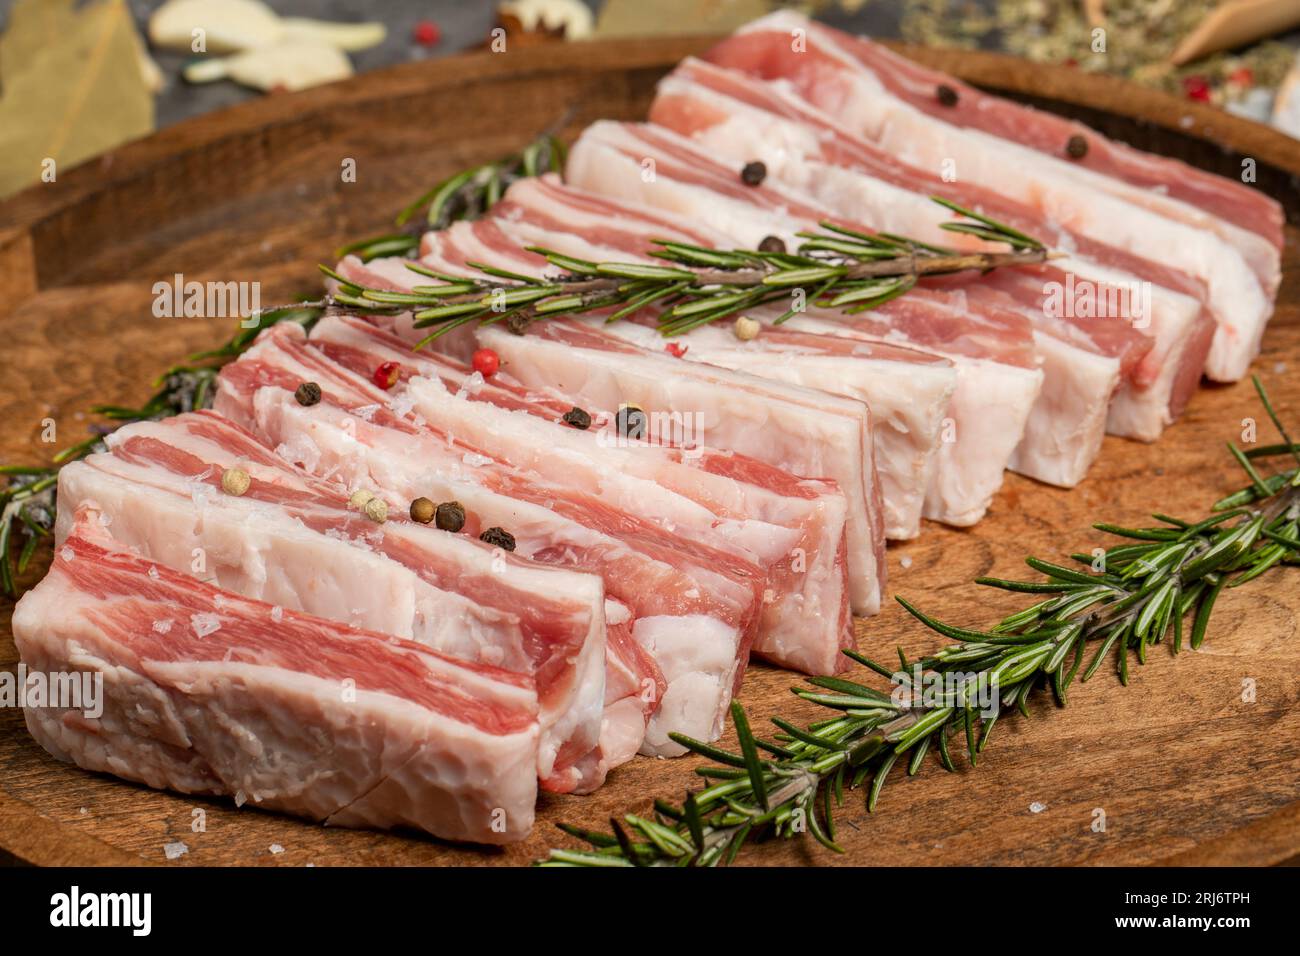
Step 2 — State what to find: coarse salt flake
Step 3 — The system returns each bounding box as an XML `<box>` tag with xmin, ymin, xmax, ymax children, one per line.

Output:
<box><xmin>390</xmin><ymin>394</ymin><xmax>415</xmax><ymax>419</ymax></box>
<box><xmin>190</xmin><ymin>612</ymin><xmax>222</xmax><ymax>638</ymax></box>
<box><xmin>270</xmin><ymin>605</ymin><xmax>283</xmax><ymax>623</ymax></box>
<box><xmin>455</xmin><ymin>371</ymin><xmax>485</xmax><ymax>399</ymax></box>
<box><xmin>163</xmin><ymin>841</ymin><xmax>189</xmax><ymax>860</ymax></box>
<box><xmin>269</xmin><ymin>844</ymin><xmax>284</xmax><ymax>855</ymax></box>
<box><xmin>152</xmin><ymin>619</ymin><xmax>174</xmax><ymax>634</ymax></box>
<box><xmin>1029</xmin><ymin>802</ymin><xmax>1047</xmax><ymax>814</ymax></box>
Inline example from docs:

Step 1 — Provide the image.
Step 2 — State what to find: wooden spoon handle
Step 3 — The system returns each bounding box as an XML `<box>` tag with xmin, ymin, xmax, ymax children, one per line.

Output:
<box><xmin>1170</xmin><ymin>0</ymin><xmax>1300</xmax><ymax>66</ymax></box>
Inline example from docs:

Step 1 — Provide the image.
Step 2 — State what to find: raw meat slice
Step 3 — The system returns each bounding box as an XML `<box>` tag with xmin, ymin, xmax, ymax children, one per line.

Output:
<box><xmin>564</xmin><ymin>119</ymin><xmax>840</xmax><ymax>251</ymax></box>
<box><xmin>651</xmin><ymin>55</ymin><xmax>1214</xmax><ymax>441</ymax></box>
<box><xmin>773</xmin><ymin>288</ymin><xmax>1044</xmax><ymax>525</ymax></box>
<box><xmin>15</xmin><ymin>505</ymin><xmax>540</xmax><ymax>845</ymax></box>
<box><xmin>829</xmin><ymin>24</ymin><xmax>1283</xmax><ymax>254</ymax></box>
<box><xmin>496</xmin><ymin>174</ymin><xmax>732</xmax><ymax>249</ymax></box>
<box><xmin>474</xmin><ymin>319</ymin><xmax>887</xmax><ymax>616</ymax></box>
<box><xmin>215</xmin><ymin>323</ymin><xmax>766</xmax><ymax>757</ymax></box>
<box><xmin>704</xmin><ymin>12</ymin><xmax>1279</xmax><ymax>381</ymax></box>
<box><xmin>309</xmin><ymin>312</ymin><xmax>855</xmax><ymax>675</ymax></box>
<box><xmin>54</xmin><ymin>411</ymin><xmax>606</xmax><ymax>794</ymax></box>
<box><xmin>564</xmin><ymin>119</ymin><xmax>1123</xmax><ymax>487</ymax></box>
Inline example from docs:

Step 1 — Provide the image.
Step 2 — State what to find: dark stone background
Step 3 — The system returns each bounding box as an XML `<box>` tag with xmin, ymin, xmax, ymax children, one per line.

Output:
<box><xmin>2</xmin><ymin>2</ymin><xmax>1295</xmax><ymax>131</ymax></box>
<box><xmin>0</xmin><ymin>0</ymin><xmax>909</xmax><ymax>129</ymax></box>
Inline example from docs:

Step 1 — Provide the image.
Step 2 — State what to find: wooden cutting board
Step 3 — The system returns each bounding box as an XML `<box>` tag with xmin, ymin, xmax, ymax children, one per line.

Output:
<box><xmin>2</xmin><ymin>37</ymin><xmax>1298</xmax><ymax>868</ymax></box>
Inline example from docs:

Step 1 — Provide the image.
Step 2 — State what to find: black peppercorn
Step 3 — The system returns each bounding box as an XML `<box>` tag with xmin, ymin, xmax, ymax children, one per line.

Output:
<box><xmin>435</xmin><ymin>500</ymin><xmax>466</xmax><ymax>533</ymax></box>
<box><xmin>740</xmin><ymin>161</ymin><xmax>767</xmax><ymax>186</ymax></box>
<box><xmin>480</xmin><ymin>526</ymin><xmax>516</xmax><ymax>551</ymax></box>
<box><xmin>936</xmin><ymin>84</ymin><xmax>959</xmax><ymax>107</ymax></box>
<box><xmin>294</xmin><ymin>381</ymin><xmax>322</xmax><ymax>406</ymax></box>
<box><xmin>758</xmin><ymin>235</ymin><xmax>786</xmax><ymax>254</ymax></box>
<box><xmin>616</xmin><ymin>404</ymin><xmax>646</xmax><ymax>440</ymax></box>
<box><xmin>562</xmin><ymin>406</ymin><xmax>592</xmax><ymax>430</ymax></box>
<box><xmin>1065</xmin><ymin>134</ymin><xmax>1088</xmax><ymax>159</ymax></box>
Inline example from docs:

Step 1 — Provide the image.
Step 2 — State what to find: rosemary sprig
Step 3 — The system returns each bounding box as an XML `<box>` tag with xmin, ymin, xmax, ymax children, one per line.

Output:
<box><xmin>538</xmin><ymin>376</ymin><xmax>1300</xmax><ymax>866</ymax></box>
<box><xmin>334</xmin><ymin>134</ymin><xmax>566</xmax><ymax>263</ymax></box>
<box><xmin>328</xmin><ymin>198</ymin><xmax>1049</xmax><ymax>348</ymax></box>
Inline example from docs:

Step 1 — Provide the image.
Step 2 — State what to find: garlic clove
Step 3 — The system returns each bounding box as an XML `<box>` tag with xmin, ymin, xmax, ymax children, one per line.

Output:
<box><xmin>183</xmin><ymin>40</ymin><xmax>354</xmax><ymax>92</ymax></box>
<box><xmin>149</xmin><ymin>0</ymin><xmax>283</xmax><ymax>55</ymax></box>
<box><xmin>280</xmin><ymin>18</ymin><xmax>387</xmax><ymax>53</ymax></box>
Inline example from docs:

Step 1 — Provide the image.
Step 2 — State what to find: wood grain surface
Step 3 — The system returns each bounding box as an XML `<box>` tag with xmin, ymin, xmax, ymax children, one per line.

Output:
<box><xmin>2</xmin><ymin>37</ymin><xmax>1298</xmax><ymax>867</ymax></box>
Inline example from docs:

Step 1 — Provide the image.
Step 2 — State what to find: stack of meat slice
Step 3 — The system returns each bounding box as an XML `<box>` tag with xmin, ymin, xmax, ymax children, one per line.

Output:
<box><xmin>703</xmin><ymin>11</ymin><xmax>1282</xmax><ymax>384</ymax></box>
<box><xmin>14</xmin><ymin>11</ymin><xmax>1284</xmax><ymax>847</ymax></box>
<box><xmin>649</xmin><ymin>55</ymin><xmax>1215</xmax><ymax>445</ymax></box>
<box><xmin>342</xmin><ymin>253</ymin><xmax>886</xmax><ymax>615</ymax></box>
<box><xmin>16</xmin><ymin>506</ymin><xmax>542</xmax><ymax>844</ymax></box>
<box><xmin>213</xmin><ymin>322</ymin><xmax>780</xmax><ymax>759</ymax></box>
<box><xmin>309</xmin><ymin>313</ymin><xmax>855</xmax><ymax>677</ymax></box>
<box><xmin>563</xmin><ymin>119</ymin><xmax>1149</xmax><ymax>489</ymax></box>
<box><xmin>483</xmin><ymin>176</ymin><xmax>961</xmax><ymax>542</ymax></box>
<box><xmin>54</xmin><ymin>410</ymin><xmax>608</xmax><ymax>794</ymax></box>
<box><xmin>385</xmin><ymin>174</ymin><xmax>1035</xmax><ymax>529</ymax></box>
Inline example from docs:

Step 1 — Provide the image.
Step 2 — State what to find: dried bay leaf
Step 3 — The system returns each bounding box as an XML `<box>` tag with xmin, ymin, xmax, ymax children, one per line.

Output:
<box><xmin>0</xmin><ymin>0</ymin><xmax>154</xmax><ymax>199</ymax></box>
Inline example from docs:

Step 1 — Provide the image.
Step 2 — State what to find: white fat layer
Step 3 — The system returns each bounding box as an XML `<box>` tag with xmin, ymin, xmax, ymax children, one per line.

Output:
<box><xmin>633</xmin><ymin>614</ymin><xmax>740</xmax><ymax>757</ymax></box>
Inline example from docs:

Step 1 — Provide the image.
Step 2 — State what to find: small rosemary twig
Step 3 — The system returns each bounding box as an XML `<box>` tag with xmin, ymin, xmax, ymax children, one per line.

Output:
<box><xmin>537</xmin><ymin>376</ymin><xmax>1300</xmax><ymax>866</ymax></box>
<box><xmin>325</xmin><ymin>196</ymin><xmax>1049</xmax><ymax>349</ymax></box>
<box><xmin>334</xmin><ymin>134</ymin><xmax>566</xmax><ymax>263</ymax></box>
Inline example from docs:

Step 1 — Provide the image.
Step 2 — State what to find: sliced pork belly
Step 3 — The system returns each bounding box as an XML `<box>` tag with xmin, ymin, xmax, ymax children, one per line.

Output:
<box><xmin>54</xmin><ymin>412</ymin><xmax>606</xmax><ymax>794</ymax></box>
<box><xmin>651</xmin><ymin>56</ymin><xmax>1213</xmax><ymax>442</ymax></box>
<box><xmin>495</xmin><ymin>174</ymin><xmax>732</xmax><ymax>252</ymax></box>
<box><xmin>593</xmin><ymin>319</ymin><xmax>956</xmax><ymax>539</ymax></box>
<box><xmin>474</xmin><ymin>319</ymin><xmax>886</xmax><ymax>616</ymax></box>
<box><xmin>456</xmin><ymin>174</ymin><xmax>955</xmax><ymax>539</ymax></box>
<box><xmin>335</xmin><ymin>215</ymin><xmax>885</xmax><ymax>616</ymax></box>
<box><xmin>216</xmin><ymin>324</ymin><xmax>766</xmax><ymax>758</ymax></box>
<box><xmin>15</xmin><ymin>506</ymin><xmax>540</xmax><ymax>844</ymax></box>
<box><xmin>564</xmin><ymin>120</ymin><xmax>1122</xmax><ymax>488</ymax></box>
<box><xmin>825</xmin><ymin>21</ymin><xmax>1284</xmax><ymax>257</ymax></box>
<box><xmin>704</xmin><ymin>12</ymin><xmax>1279</xmax><ymax>382</ymax></box>
<box><xmin>773</xmin><ymin>288</ymin><xmax>1043</xmax><ymax>525</ymax></box>
<box><xmin>309</xmin><ymin>313</ymin><xmax>854</xmax><ymax>675</ymax></box>
<box><xmin>564</xmin><ymin>120</ymin><xmax>838</xmax><ymax>252</ymax></box>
